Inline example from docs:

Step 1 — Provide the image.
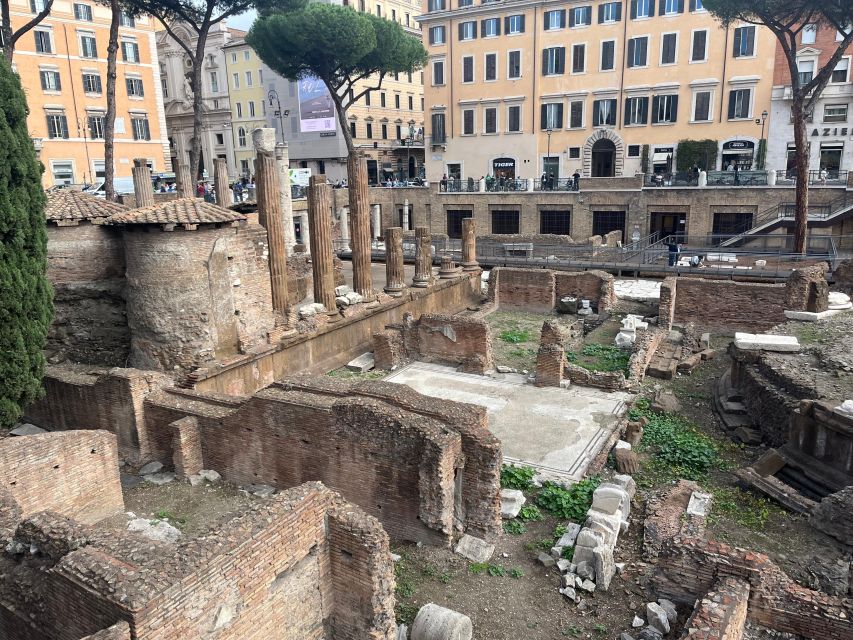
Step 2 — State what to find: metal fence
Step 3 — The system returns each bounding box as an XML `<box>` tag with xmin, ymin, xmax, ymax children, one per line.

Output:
<box><xmin>643</xmin><ymin>172</ymin><xmax>699</xmax><ymax>187</ymax></box>
<box><xmin>706</xmin><ymin>170</ymin><xmax>769</xmax><ymax>187</ymax></box>
<box><xmin>775</xmin><ymin>170</ymin><xmax>849</xmax><ymax>186</ymax></box>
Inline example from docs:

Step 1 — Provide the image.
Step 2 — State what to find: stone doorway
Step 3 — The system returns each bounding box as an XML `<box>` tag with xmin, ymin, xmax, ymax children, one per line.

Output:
<box><xmin>591</xmin><ymin>139</ymin><xmax>616</xmax><ymax>177</ymax></box>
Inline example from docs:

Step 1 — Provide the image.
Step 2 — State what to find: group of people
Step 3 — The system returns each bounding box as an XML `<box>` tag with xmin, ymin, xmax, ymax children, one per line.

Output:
<box><xmin>230</xmin><ymin>177</ymin><xmax>256</xmax><ymax>202</ymax></box>
<box><xmin>538</xmin><ymin>169</ymin><xmax>582</xmax><ymax>191</ymax></box>
<box><xmin>667</xmin><ymin>241</ymin><xmax>705</xmax><ymax>268</ymax></box>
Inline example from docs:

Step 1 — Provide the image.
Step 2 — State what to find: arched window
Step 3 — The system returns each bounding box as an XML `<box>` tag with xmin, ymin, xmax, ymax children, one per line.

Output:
<box><xmin>238</xmin><ymin>127</ymin><xmax>246</xmax><ymax>147</ymax></box>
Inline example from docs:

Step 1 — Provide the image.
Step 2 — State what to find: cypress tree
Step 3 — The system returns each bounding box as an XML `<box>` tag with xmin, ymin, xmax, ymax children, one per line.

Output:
<box><xmin>0</xmin><ymin>55</ymin><xmax>53</xmax><ymax>427</ymax></box>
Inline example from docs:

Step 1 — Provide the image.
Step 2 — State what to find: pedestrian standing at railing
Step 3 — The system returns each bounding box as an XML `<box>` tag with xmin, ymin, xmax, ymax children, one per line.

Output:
<box><xmin>540</xmin><ymin>170</ymin><xmax>547</xmax><ymax>190</ymax></box>
<box><xmin>572</xmin><ymin>169</ymin><xmax>581</xmax><ymax>192</ymax></box>
<box><xmin>440</xmin><ymin>174</ymin><xmax>448</xmax><ymax>192</ymax></box>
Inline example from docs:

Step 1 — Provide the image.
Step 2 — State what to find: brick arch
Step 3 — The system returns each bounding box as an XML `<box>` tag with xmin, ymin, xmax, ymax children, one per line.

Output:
<box><xmin>582</xmin><ymin>129</ymin><xmax>625</xmax><ymax>177</ymax></box>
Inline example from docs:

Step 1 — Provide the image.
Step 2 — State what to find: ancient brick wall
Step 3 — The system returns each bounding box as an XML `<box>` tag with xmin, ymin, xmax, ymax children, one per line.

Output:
<box><xmin>0</xmin><ymin>431</ymin><xmax>123</xmax><ymax>524</ymax></box>
<box><xmin>554</xmin><ymin>270</ymin><xmax>615</xmax><ymax>311</ymax></box>
<box><xmin>679</xmin><ymin>576</ymin><xmax>750</xmax><ymax>640</ymax></box>
<box><xmin>122</xmin><ymin>223</ymin><xmax>275</xmax><ymax>373</ymax></box>
<box><xmin>0</xmin><ymin>483</ymin><xmax>395</xmax><ymax>640</ymax></box>
<box><xmin>144</xmin><ymin>384</ymin><xmax>462</xmax><ymax>546</ymax></box>
<box><xmin>489</xmin><ymin>267</ymin><xmax>555</xmax><ymax>312</ymax></box>
<box><xmin>535</xmin><ymin>345</ymin><xmax>565</xmax><ymax>387</ymax></box>
<box><xmin>373</xmin><ymin>329</ymin><xmax>406</xmax><ymax>370</ymax></box>
<box><xmin>672</xmin><ymin>278</ymin><xmax>787</xmax><ymax>332</ymax></box>
<box><xmin>24</xmin><ymin>366</ymin><xmax>172</xmax><ymax>464</ymax></box>
<box><xmin>627</xmin><ymin>328</ymin><xmax>667</xmax><ymax>388</ymax></box>
<box><xmin>784</xmin><ymin>264</ymin><xmax>829</xmax><ymax>312</ymax></box>
<box><xmin>46</xmin><ymin>224</ymin><xmax>129</xmax><ymax>366</ymax></box>
<box><xmin>833</xmin><ymin>259</ymin><xmax>853</xmax><ymax>295</ymax></box>
<box><xmin>653</xmin><ymin>537</ymin><xmax>853</xmax><ymax>640</ymax></box>
<box><xmin>563</xmin><ymin>362</ymin><xmax>626</xmax><ymax>390</ymax></box>
<box><xmin>659</xmin><ymin>278</ymin><xmax>676</xmax><ymax>330</ymax></box>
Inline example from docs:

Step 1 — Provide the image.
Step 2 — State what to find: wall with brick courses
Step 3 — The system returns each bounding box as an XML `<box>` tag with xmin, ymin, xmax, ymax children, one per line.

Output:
<box><xmin>46</xmin><ymin>224</ymin><xmax>129</xmax><ymax>367</ymax></box>
<box><xmin>672</xmin><ymin>278</ymin><xmax>787</xmax><ymax>332</ymax></box>
<box><xmin>535</xmin><ymin>345</ymin><xmax>565</xmax><ymax>387</ymax></box>
<box><xmin>373</xmin><ymin>329</ymin><xmax>406</xmax><ymax>370</ymax></box>
<box><xmin>143</xmin><ymin>384</ymin><xmax>461</xmax><ymax>546</ymax></box>
<box><xmin>659</xmin><ymin>278</ymin><xmax>676</xmax><ymax>330</ymax></box>
<box><xmin>189</xmin><ymin>274</ymin><xmax>482</xmax><ymax>396</ymax></box>
<box><xmin>627</xmin><ymin>328</ymin><xmax>667</xmax><ymax>388</ymax></box>
<box><xmin>652</xmin><ymin>537</ymin><xmax>853</xmax><ymax>640</ymax></box>
<box><xmin>679</xmin><ymin>577</ymin><xmax>750</xmax><ymax>640</ymax></box>
<box><xmin>122</xmin><ymin>222</ymin><xmax>275</xmax><ymax>373</ymax></box>
<box><xmin>24</xmin><ymin>366</ymin><xmax>172</xmax><ymax>464</ymax></box>
<box><xmin>554</xmin><ymin>270</ymin><xmax>616</xmax><ymax>311</ymax></box>
<box><xmin>80</xmin><ymin>621</ymin><xmax>132</xmax><ymax>640</ymax></box>
<box><xmin>0</xmin><ymin>431</ymin><xmax>123</xmax><ymax>524</ymax></box>
<box><xmin>784</xmin><ymin>264</ymin><xmax>829</xmax><ymax>312</ymax></box>
<box><xmin>169</xmin><ymin>416</ymin><xmax>203</xmax><ymax>477</ymax></box>
<box><xmin>489</xmin><ymin>267</ymin><xmax>555</xmax><ymax>312</ymax></box>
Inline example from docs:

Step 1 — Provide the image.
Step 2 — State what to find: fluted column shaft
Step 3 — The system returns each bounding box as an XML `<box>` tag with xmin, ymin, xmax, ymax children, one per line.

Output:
<box><xmin>348</xmin><ymin>153</ymin><xmax>374</xmax><ymax>298</ymax></box>
<box><xmin>307</xmin><ymin>175</ymin><xmax>337</xmax><ymax>311</ymax></box>
<box><xmin>412</xmin><ymin>226</ymin><xmax>432</xmax><ymax>288</ymax></box>
<box><xmin>384</xmin><ymin>227</ymin><xmax>405</xmax><ymax>296</ymax></box>
<box><xmin>256</xmin><ymin>151</ymin><xmax>289</xmax><ymax>315</ymax></box>
<box><xmin>276</xmin><ymin>143</ymin><xmax>296</xmax><ymax>256</ymax></box>
<box><xmin>213</xmin><ymin>157</ymin><xmax>230</xmax><ymax>207</ymax></box>
<box><xmin>462</xmin><ymin>217</ymin><xmax>479</xmax><ymax>272</ymax></box>
<box><xmin>176</xmin><ymin>163</ymin><xmax>194</xmax><ymax>199</ymax></box>
<box><xmin>132</xmin><ymin>158</ymin><xmax>154</xmax><ymax>208</ymax></box>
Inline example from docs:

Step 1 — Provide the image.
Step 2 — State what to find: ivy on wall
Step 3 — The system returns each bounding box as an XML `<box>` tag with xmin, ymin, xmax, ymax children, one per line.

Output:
<box><xmin>676</xmin><ymin>139</ymin><xmax>718</xmax><ymax>171</ymax></box>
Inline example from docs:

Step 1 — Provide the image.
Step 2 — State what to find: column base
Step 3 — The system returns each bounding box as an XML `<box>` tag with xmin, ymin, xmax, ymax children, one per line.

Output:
<box><xmin>462</xmin><ymin>262</ymin><xmax>481</xmax><ymax>272</ymax></box>
<box><xmin>438</xmin><ymin>268</ymin><xmax>461</xmax><ymax>279</ymax></box>
<box><xmin>384</xmin><ymin>284</ymin><xmax>405</xmax><ymax>297</ymax></box>
<box><xmin>411</xmin><ymin>279</ymin><xmax>430</xmax><ymax>288</ymax></box>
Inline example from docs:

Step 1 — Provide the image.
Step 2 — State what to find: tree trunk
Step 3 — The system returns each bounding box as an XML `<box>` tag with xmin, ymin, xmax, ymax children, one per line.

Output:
<box><xmin>331</xmin><ymin>88</ymin><xmax>356</xmax><ymax>158</ymax></box>
<box><xmin>2</xmin><ymin>1</ymin><xmax>13</xmax><ymax>63</ymax></box>
<box><xmin>188</xmin><ymin>30</ymin><xmax>208</xmax><ymax>182</ymax></box>
<box><xmin>103</xmin><ymin>1</ymin><xmax>119</xmax><ymax>201</ymax></box>
<box><xmin>791</xmin><ymin>94</ymin><xmax>809</xmax><ymax>254</ymax></box>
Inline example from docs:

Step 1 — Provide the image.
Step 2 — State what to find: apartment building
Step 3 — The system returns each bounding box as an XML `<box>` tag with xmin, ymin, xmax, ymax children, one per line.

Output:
<box><xmin>418</xmin><ymin>0</ymin><xmax>776</xmax><ymax>182</ymax></box>
<box><xmin>263</xmin><ymin>0</ymin><xmax>426</xmax><ymax>183</ymax></box>
<box><xmin>766</xmin><ymin>23</ymin><xmax>853</xmax><ymax>174</ymax></box>
<box><xmin>223</xmin><ymin>38</ymin><xmax>268</xmax><ymax>178</ymax></box>
<box><xmin>5</xmin><ymin>0</ymin><xmax>168</xmax><ymax>187</ymax></box>
<box><xmin>157</xmin><ymin>23</ymin><xmax>242</xmax><ymax>179</ymax></box>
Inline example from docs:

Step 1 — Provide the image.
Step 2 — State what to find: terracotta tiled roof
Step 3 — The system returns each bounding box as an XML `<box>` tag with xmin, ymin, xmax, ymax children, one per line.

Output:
<box><xmin>107</xmin><ymin>198</ymin><xmax>246</xmax><ymax>226</ymax></box>
<box><xmin>45</xmin><ymin>190</ymin><xmax>130</xmax><ymax>223</ymax></box>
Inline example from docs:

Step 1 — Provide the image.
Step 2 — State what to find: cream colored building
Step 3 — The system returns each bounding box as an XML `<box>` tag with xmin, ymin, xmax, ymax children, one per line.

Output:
<box><xmin>4</xmin><ymin>0</ymin><xmax>168</xmax><ymax>188</ymax></box>
<box><xmin>223</xmin><ymin>38</ymin><xmax>268</xmax><ymax>178</ymax></box>
<box><xmin>418</xmin><ymin>0</ymin><xmax>776</xmax><ymax>182</ymax></box>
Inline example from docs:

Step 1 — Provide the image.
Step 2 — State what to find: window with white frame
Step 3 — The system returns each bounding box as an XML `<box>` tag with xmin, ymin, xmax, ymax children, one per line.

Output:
<box><xmin>543</xmin><ymin>46</ymin><xmax>565</xmax><ymax>75</ymax></box>
<box><xmin>429</xmin><ymin>25</ymin><xmax>446</xmax><ymax>45</ymax></box>
<box><xmin>431</xmin><ymin>112</ymin><xmax>447</xmax><ymax>143</ymax></box>
<box><xmin>631</xmin><ymin>0</ymin><xmax>651</xmax><ymax>19</ymax></box>
<box><xmin>572</xmin><ymin>44</ymin><xmax>586</xmax><ymax>73</ymax></box>
<box><xmin>601</xmin><ymin>40</ymin><xmax>615</xmax><ymax>71</ymax></box>
<box><xmin>432</xmin><ymin>59</ymin><xmax>445</xmax><ymax>85</ymax></box>
<box><xmin>824</xmin><ymin>104</ymin><xmax>848</xmax><ymax>123</ymax></box>
<box><xmin>238</xmin><ymin>127</ymin><xmax>247</xmax><ymax>147</ymax></box>
<box><xmin>73</xmin><ymin>3</ymin><xmax>92</xmax><ymax>21</ymax></box>
<box><xmin>51</xmin><ymin>161</ymin><xmax>74</xmax><ymax>185</ymax></box>
<box><xmin>245</xmin><ymin>70</ymin><xmax>253</xmax><ymax>86</ymax></box>
<box><xmin>484</xmin><ymin>107</ymin><xmax>497</xmax><ymax>133</ymax></box>
<box><xmin>125</xmin><ymin>77</ymin><xmax>144</xmax><ymax>97</ymax></box>
<box><xmin>733</xmin><ymin>26</ymin><xmax>755</xmax><ymax>57</ymax></box>
<box><xmin>427</xmin><ymin>0</ymin><xmax>445</xmax><ymax>11</ymax></box>
<box><xmin>727</xmin><ymin>88</ymin><xmax>751</xmax><ymax>119</ymax></box>
<box><xmin>507</xmin><ymin>105</ymin><xmax>521</xmax><ymax>132</ymax></box>
<box><xmin>663</xmin><ymin>0</ymin><xmax>681</xmax><ymax>15</ymax></box>
<box><xmin>507</xmin><ymin>15</ymin><xmax>524</xmax><ymax>34</ymax></box>
<box><xmin>661</xmin><ymin>33</ymin><xmax>677</xmax><ymax>65</ymax></box>
<box><xmin>121</xmin><ymin>40</ymin><xmax>139</xmax><ymax>63</ymax></box>
<box><xmin>482</xmin><ymin>18</ymin><xmax>499</xmax><ymax>37</ymax></box>
<box><xmin>40</xmin><ymin>69</ymin><xmax>61</xmax><ymax>91</ymax></box>
<box><xmin>692</xmin><ymin>90</ymin><xmax>712</xmax><ymax>121</ymax></box>
<box><xmin>624</xmin><ymin>96</ymin><xmax>648</xmax><ymax>125</ymax></box>
<box><xmin>243</xmin><ymin>50</ymin><xmax>250</xmax><ymax>61</ymax></box>
<box><xmin>34</xmin><ymin>29</ymin><xmax>52</xmax><ymax>53</ymax></box>
<box><xmin>88</xmin><ymin>114</ymin><xmax>104</xmax><ymax>139</ymax></box>
<box><xmin>797</xmin><ymin>59</ymin><xmax>815</xmax><ymax>85</ymax></box>
<box><xmin>599</xmin><ymin>2</ymin><xmax>620</xmax><ymax>23</ymax></box>
<box><xmin>131</xmin><ymin>116</ymin><xmax>150</xmax><ymax>140</ymax></box>
<box><xmin>82</xmin><ymin>72</ymin><xmax>101</xmax><ymax>93</ymax></box>
<box><xmin>542</xmin><ymin>102</ymin><xmax>563</xmax><ymax>129</ymax></box>
<box><xmin>627</xmin><ymin>36</ymin><xmax>648</xmax><ymax>67</ymax></box>
<box><xmin>570</xmin><ymin>6</ymin><xmax>592</xmax><ymax>27</ymax></box>
<box><xmin>485</xmin><ymin>53</ymin><xmax>497</xmax><ymax>81</ymax></box>
<box><xmin>119</xmin><ymin>13</ymin><xmax>135</xmax><ymax>27</ymax></box>
<box><xmin>593</xmin><ymin>98</ymin><xmax>616</xmax><ymax>125</ymax></box>
<box><xmin>569</xmin><ymin>100</ymin><xmax>584</xmax><ymax>128</ymax></box>
<box><xmin>210</xmin><ymin>71</ymin><xmax>219</xmax><ymax>92</ymax></box>
<box><xmin>508</xmin><ymin>50</ymin><xmax>521</xmax><ymax>78</ymax></box>
<box><xmin>462</xmin><ymin>55</ymin><xmax>474</xmax><ymax>83</ymax></box>
<box><xmin>652</xmin><ymin>94</ymin><xmax>678</xmax><ymax>123</ymax></box>
<box><xmin>802</xmin><ymin>24</ymin><xmax>816</xmax><ymax>44</ymax></box>
<box><xmin>232</xmin><ymin>72</ymin><xmax>240</xmax><ymax>89</ymax></box>
<box><xmin>249</xmin><ymin>101</ymin><xmax>255</xmax><ymax>117</ymax></box>
<box><xmin>689</xmin><ymin>0</ymin><xmax>704</xmax><ymax>10</ymax></box>
<box><xmin>691</xmin><ymin>29</ymin><xmax>707</xmax><ymax>61</ymax></box>
<box><xmin>258</xmin><ymin>69</ymin><xmax>263</xmax><ymax>83</ymax></box>
<box><xmin>30</xmin><ymin>0</ymin><xmax>47</xmax><ymax>12</ymax></box>
<box><xmin>831</xmin><ymin>58</ymin><xmax>849</xmax><ymax>83</ymax></box>
<box><xmin>462</xmin><ymin>108</ymin><xmax>475</xmax><ymax>135</ymax></box>
<box><xmin>236</xmin><ymin>102</ymin><xmax>243</xmax><ymax>118</ymax></box>
<box><xmin>544</xmin><ymin>9</ymin><xmax>565</xmax><ymax>30</ymax></box>
<box><xmin>80</xmin><ymin>34</ymin><xmax>97</xmax><ymax>58</ymax></box>
<box><xmin>459</xmin><ymin>21</ymin><xmax>475</xmax><ymax>40</ymax></box>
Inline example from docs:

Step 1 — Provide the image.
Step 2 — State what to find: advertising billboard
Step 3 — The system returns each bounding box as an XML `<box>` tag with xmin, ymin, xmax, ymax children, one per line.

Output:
<box><xmin>288</xmin><ymin>168</ymin><xmax>312</xmax><ymax>187</ymax></box>
<box><xmin>297</xmin><ymin>77</ymin><xmax>336</xmax><ymax>133</ymax></box>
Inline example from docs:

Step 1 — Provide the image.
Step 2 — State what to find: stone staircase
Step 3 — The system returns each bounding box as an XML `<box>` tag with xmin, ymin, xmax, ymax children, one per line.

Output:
<box><xmin>713</xmin><ymin>369</ymin><xmax>762</xmax><ymax>445</ymax></box>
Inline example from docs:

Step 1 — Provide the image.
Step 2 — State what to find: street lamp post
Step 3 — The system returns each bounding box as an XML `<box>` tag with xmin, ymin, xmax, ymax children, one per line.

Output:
<box><xmin>268</xmin><ymin>89</ymin><xmax>289</xmax><ymax>142</ymax></box>
<box><xmin>545</xmin><ymin>128</ymin><xmax>553</xmax><ymax>189</ymax></box>
<box><xmin>755</xmin><ymin>109</ymin><xmax>769</xmax><ymax>169</ymax></box>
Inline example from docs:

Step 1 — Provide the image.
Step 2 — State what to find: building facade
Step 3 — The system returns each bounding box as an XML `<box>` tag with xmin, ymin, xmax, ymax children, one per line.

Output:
<box><xmin>418</xmin><ymin>0</ymin><xmax>777</xmax><ymax>182</ymax></box>
<box><xmin>4</xmin><ymin>0</ymin><xmax>168</xmax><ymax>187</ymax></box>
<box><xmin>262</xmin><ymin>0</ymin><xmax>426</xmax><ymax>183</ymax></box>
<box><xmin>767</xmin><ymin>23</ymin><xmax>853</xmax><ymax>175</ymax></box>
<box><xmin>223</xmin><ymin>38</ymin><xmax>268</xmax><ymax>178</ymax></box>
<box><xmin>156</xmin><ymin>23</ymin><xmax>242</xmax><ymax>179</ymax></box>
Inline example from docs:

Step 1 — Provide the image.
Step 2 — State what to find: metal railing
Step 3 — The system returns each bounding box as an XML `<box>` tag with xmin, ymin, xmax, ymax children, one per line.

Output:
<box><xmin>775</xmin><ymin>169</ymin><xmax>849</xmax><ymax>186</ymax></box>
<box><xmin>643</xmin><ymin>172</ymin><xmax>699</xmax><ymax>187</ymax></box>
<box><xmin>534</xmin><ymin>178</ymin><xmax>577</xmax><ymax>191</ymax></box>
<box><xmin>706</xmin><ymin>170</ymin><xmax>769</xmax><ymax>187</ymax></box>
<box><xmin>484</xmin><ymin>178</ymin><xmax>528</xmax><ymax>192</ymax></box>
<box><xmin>445</xmin><ymin>179</ymin><xmax>479</xmax><ymax>193</ymax></box>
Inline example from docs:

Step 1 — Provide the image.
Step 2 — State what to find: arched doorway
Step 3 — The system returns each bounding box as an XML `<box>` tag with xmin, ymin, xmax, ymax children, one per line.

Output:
<box><xmin>591</xmin><ymin>139</ymin><xmax>616</xmax><ymax>177</ymax></box>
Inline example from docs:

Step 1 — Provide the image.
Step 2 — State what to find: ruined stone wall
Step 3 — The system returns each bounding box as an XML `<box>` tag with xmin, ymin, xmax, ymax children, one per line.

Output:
<box><xmin>489</xmin><ymin>267</ymin><xmax>555</xmax><ymax>312</ymax></box>
<box><xmin>122</xmin><ymin>223</ymin><xmax>275</xmax><ymax>373</ymax></box>
<box><xmin>554</xmin><ymin>270</ymin><xmax>615</xmax><ymax>311</ymax></box>
<box><xmin>658</xmin><ymin>278</ymin><xmax>676</xmax><ymax>330</ymax></box>
<box><xmin>0</xmin><ymin>483</ymin><xmax>395</xmax><ymax>640</ymax></box>
<box><xmin>627</xmin><ymin>327</ymin><xmax>667</xmax><ymax>388</ymax></box>
<box><xmin>0</xmin><ymin>431</ymin><xmax>123</xmax><ymax>524</ymax></box>
<box><xmin>784</xmin><ymin>264</ymin><xmax>829</xmax><ymax>312</ymax></box>
<box><xmin>652</xmin><ymin>537</ymin><xmax>852</xmax><ymax>640</ymax></box>
<box><xmin>24</xmin><ymin>366</ymin><xmax>172</xmax><ymax>464</ymax></box>
<box><xmin>46</xmin><ymin>224</ymin><xmax>129</xmax><ymax>366</ymax></box>
<box><xmin>672</xmin><ymin>278</ymin><xmax>787</xmax><ymax>332</ymax></box>
<box><xmin>563</xmin><ymin>362</ymin><xmax>626</xmax><ymax>390</ymax></box>
<box><xmin>833</xmin><ymin>259</ymin><xmax>853</xmax><ymax>295</ymax></box>
<box><xmin>678</xmin><ymin>577</ymin><xmax>750</xmax><ymax>640</ymax></box>
<box><xmin>788</xmin><ymin>400</ymin><xmax>853</xmax><ymax>488</ymax></box>
<box><xmin>143</xmin><ymin>384</ymin><xmax>461</xmax><ymax>546</ymax></box>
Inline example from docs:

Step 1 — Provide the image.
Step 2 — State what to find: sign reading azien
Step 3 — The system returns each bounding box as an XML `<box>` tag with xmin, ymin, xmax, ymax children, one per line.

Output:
<box><xmin>297</xmin><ymin>77</ymin><xmax>336</xmax><ymax>133</ymax></box>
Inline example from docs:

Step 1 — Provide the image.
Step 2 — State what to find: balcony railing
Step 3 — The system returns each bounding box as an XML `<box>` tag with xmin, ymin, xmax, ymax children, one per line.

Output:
<box><xmin>775</xmin><ymin>169</ymin><xmax>849</xmax><ymax>186</ymax></box>
<box><xmin>706</xmin><ymin>170</ymin><xmax>769</xmax><ymax>186</ymax></box>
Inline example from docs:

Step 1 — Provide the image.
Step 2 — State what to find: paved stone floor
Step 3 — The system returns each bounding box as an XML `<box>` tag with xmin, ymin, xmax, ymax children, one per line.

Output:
<box><xmin>614</xmin><ymin>278</ymin><xmax>662</xmax><ymax>301</ymax></box>
<box><xmin>386</xmin><ymin>362</ymin><xmax>632</xmax><ymax>482</ymax></box>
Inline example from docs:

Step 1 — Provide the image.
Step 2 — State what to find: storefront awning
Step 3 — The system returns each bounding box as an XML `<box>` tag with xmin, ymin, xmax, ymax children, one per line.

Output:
<box><xmin>652</xmin><ymin>152</ymin><xmax>671</xmax><ymax>163</ymax></box>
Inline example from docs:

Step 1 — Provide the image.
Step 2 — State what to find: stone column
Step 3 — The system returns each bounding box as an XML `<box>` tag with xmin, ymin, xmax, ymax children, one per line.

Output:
<box><xmin>213</xmin><ymin>157</ymin><xmax>230</xmax><ymax>207</ymax></box>
<box><xmin>462</xmin><ymin>217</ymin><xmax>479</xmax><ymax>272</ymax></box>
<box><xmin>412</xmin><ymin>226</ymin><xmax>432</xmax><ymax>288</ymax></box>
<box><xmin>384</xmin><ymin>226</ymin><xmax>405</xmax><ymax>297</ymax></box>
<box><xmin>339</xmin><ymin>207</ymin><xmax>350</xmax><ymax>251</ymax></box>
<box><xmin>252</xmin><ymin>128</ymin><xmax>277</xmax><ymax>228</ymax></box>
<box><xmin>176</xmin><ymin>163</ymin><xmax>194</xmax><ymax>199</ymax></box>
<box><xmin>307</xmin><ymin>175</ymin><xmax>336</xmax><ymax>311</ymax></box>
<box><xmin>371</xmin><ymin>204</ymin><xmax>381</xmax><ymax>240</ymax></box>
<box><xmin>402</xmin><ymin>198</ymin><xmax>410</xmax><ymax>230</ymax></box>
<box><xmin>301</xmin><ymin>214</ymin><xmax>311</xmax><ymax>253</ymax></box>
<box><xmin>132</xmin><ymin>158</ymin><xmax>154</xmax><ymax>208</ymax></box>
<box><xmin>275</xmin><ymin>143</ymin><xmax>296</xmax><ymax>256</ymax></box>
<box><xmin>438</xmin><ymin>255</ymin><xmax>457</xmax><ymax>279</ymax></box>
<box><xmin>256</xmin><ymin>150</ymin><xmax>289</xmax><ymax>315</ymax></box>
<box><xmin>348</xmin><ymin>153</ymin><xmax>374</xmax><ymax>298</ymax></box>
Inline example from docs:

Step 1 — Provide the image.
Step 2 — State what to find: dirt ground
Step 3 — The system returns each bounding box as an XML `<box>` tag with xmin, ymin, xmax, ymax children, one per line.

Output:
<box><xmin>392</xmin><ymin>333</ymin><xmax>850</xmax><ymax>639</ymax></box>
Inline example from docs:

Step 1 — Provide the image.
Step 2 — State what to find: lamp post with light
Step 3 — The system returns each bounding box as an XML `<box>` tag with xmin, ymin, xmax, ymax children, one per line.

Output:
<box><xmin>267</xmin><ymin>89</ymin><xmax>290</xmax><ymax>142</ymax></box>
<box><xmin>755</xmin><ymin>109</ymin><xmax>769</xmax><ymax>169</ymax></box>
<box><xmin>545</xmin><ymin>128</ymin><xmax>553</xmax><ymax>189</ymax></box>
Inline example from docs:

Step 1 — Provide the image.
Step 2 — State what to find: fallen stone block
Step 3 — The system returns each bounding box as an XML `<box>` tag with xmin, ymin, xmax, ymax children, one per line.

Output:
<box><xmin>139</xmin><ymin>461</ymin><xmax>163</xmax><ymax>475</ymax></box>
<box><xmin>636</xmin><ymin>629</ymin><xmax>662</xmax><ymax>640</ymax></box>
<box><xmin>686</xmin><ymin>491</ymin><xmax>712</xmax><ymax>518</ymax></box>
<box><xmin>411</xmin><ymin>603</ymin><xmax>472</xmax><ymax>640</ymax></box>
<box><xmin>613</xmin><ymin>474</ymin><xmax>636</xmax><ymax>498</ymax></box>
<box><xmin>9</xmin><ymin>423</ymin><xmax>46</xmax><ymax>436</ymax></box>
<box><xmin>651</xmin><ymin>390</ymin><xmax>681</xmax><ymax>413</ymax></box>
<box><xmin>557</xmin><ymin>559</ymin><xmax>574</xmax><ymax>573</ymax></box>
<box><xmin>657</xmin><ymin>598</ymin><xmax>677</xmax><ymax>624</ymax></box>
<box><xmin>615</xmin><ymin>449</ymin><xmax>640</xmax><ymax>475</ymax></box>
<box><xmin>334</xmin><ymin>285</ymin><xmax>351</xmax><ymax>296</ymax></box>
<box><xmin>556</xmin><ymin>522</ymin><xmax>582</xmax><ymax>547</ymax></box>
<box><xmin>128</xmin><ymin>517</ymin><xmax>181</xmax><ymax>543</ymax></box>
<box><xmin>560</xmin><ymin>573</ymin><xmax>576</xmax><ymax>587</ymax></box>
<box><xmin>586</xmin><ymin>511</ymin><xmax>621</xmax><ymax>547</ymax></box>
<box><xmin>455</xmin><ymin>534</ymin><xmax>494</xmax><ymax>563</ymax></box>
<box><xmin>645</xmin><ymin>602</ymin><xmax>670</xmax><ymax>635</ymax></box>
<box><xmin>615</xmin><ymin>439</ymin><xmax>632</xmax><ymax>451</ymax></box>
<box><xmin>733</xmin><ymin>332</ymin><xmax>800</xmax><ymax>352</ymax></box>
<box><xmin>676</xmin><ymin>353</ymin><xmax>702</xmax><ymax>373</ymax></box>
<box><xmin>198</xmin><ymin>469</ymin><xmax>221</xmax><ymax>483</ymax></box>
<box><xmin>500</xmin><ymin>489</ymin><xmax>526</xmax><ymax>519</ymax></box>
<box><xmin>733</xmin><ymin>426</ymin><xmax>762</xmax><ymax>445</ymax></box>
<box><xmin>578</xmin><ymin>579</ymin><xmax>596</xmax><ymax>593</ymax></box>
<box><xmin>559</xmin><ymin>586</ymin><xmax>577</xmax><ymax>602</ymax></box>
<box><xmin>700</xmin><ymin>332</ymin><xmax>710</xmax><ymax>350</ymax></box>
<box><xmin>619</xmin><ymin>634</ymin><xmax>635</xmax><ymax>640</ymax></box>
<box><xmin>143</xmin><ymin>472</ymin><xmax>175</xmax><ymax>486</ymax></box>
<box><xmin>346</xmin><ymin>352</ymin><xmax>375</xmax><ymax>373</ymax></box>
<box><xmin>699</xmin><ymin>349</ymin><xmax>716</xmax><ymax>360</ymax></box>
<box><xmin>537</xmin><ymin>552</ymin><xmax>556</xmax><ymax>567</ymax></box>
<box><xmin>591</xmin><ymin>483</ymin><xmax>630</xmax><ymax>517</ymax></box>
<box><xmin>575</xmin><ymin>560</ymin><xmax>594</xmax><ymax>580</ymax></box>
<box><xmin>632</xmin><ymin>616</ymin><xmax>644</xmax><ymax>628</ymax></box>
<box><xmin>335</xmin><ymin>295</ymin><xmax>350</xmax><ymax>308</ymax></box>
<box><xmin>593</xmin><ymin>545</ymin><xmax>615</xmax><ymax>590</ymax></box>
<box><xmin>550</xmin><ymin>546</ymin><xmax>564</xmax><ymax>559</ymax></box>
<box><xmin>625</xmin><ymin>421</ymin><xmax>644</xmax><ymax>447</ymax></box>
<box><xmin>345</xmin><ymin>291</ymin><xmax>363</xmax><ymax>305</ymax></box>
<box><xmin>241</xmin><ymin>483</ymin><xmax>277</xmax><ymax>498</ymax></box>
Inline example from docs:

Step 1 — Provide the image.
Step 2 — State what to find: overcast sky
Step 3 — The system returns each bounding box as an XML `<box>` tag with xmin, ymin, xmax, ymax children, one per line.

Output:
<box><xmin>229</xmin><ymin>9</ymin><xmax>258</xmax><ymax>31</ymax></box>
